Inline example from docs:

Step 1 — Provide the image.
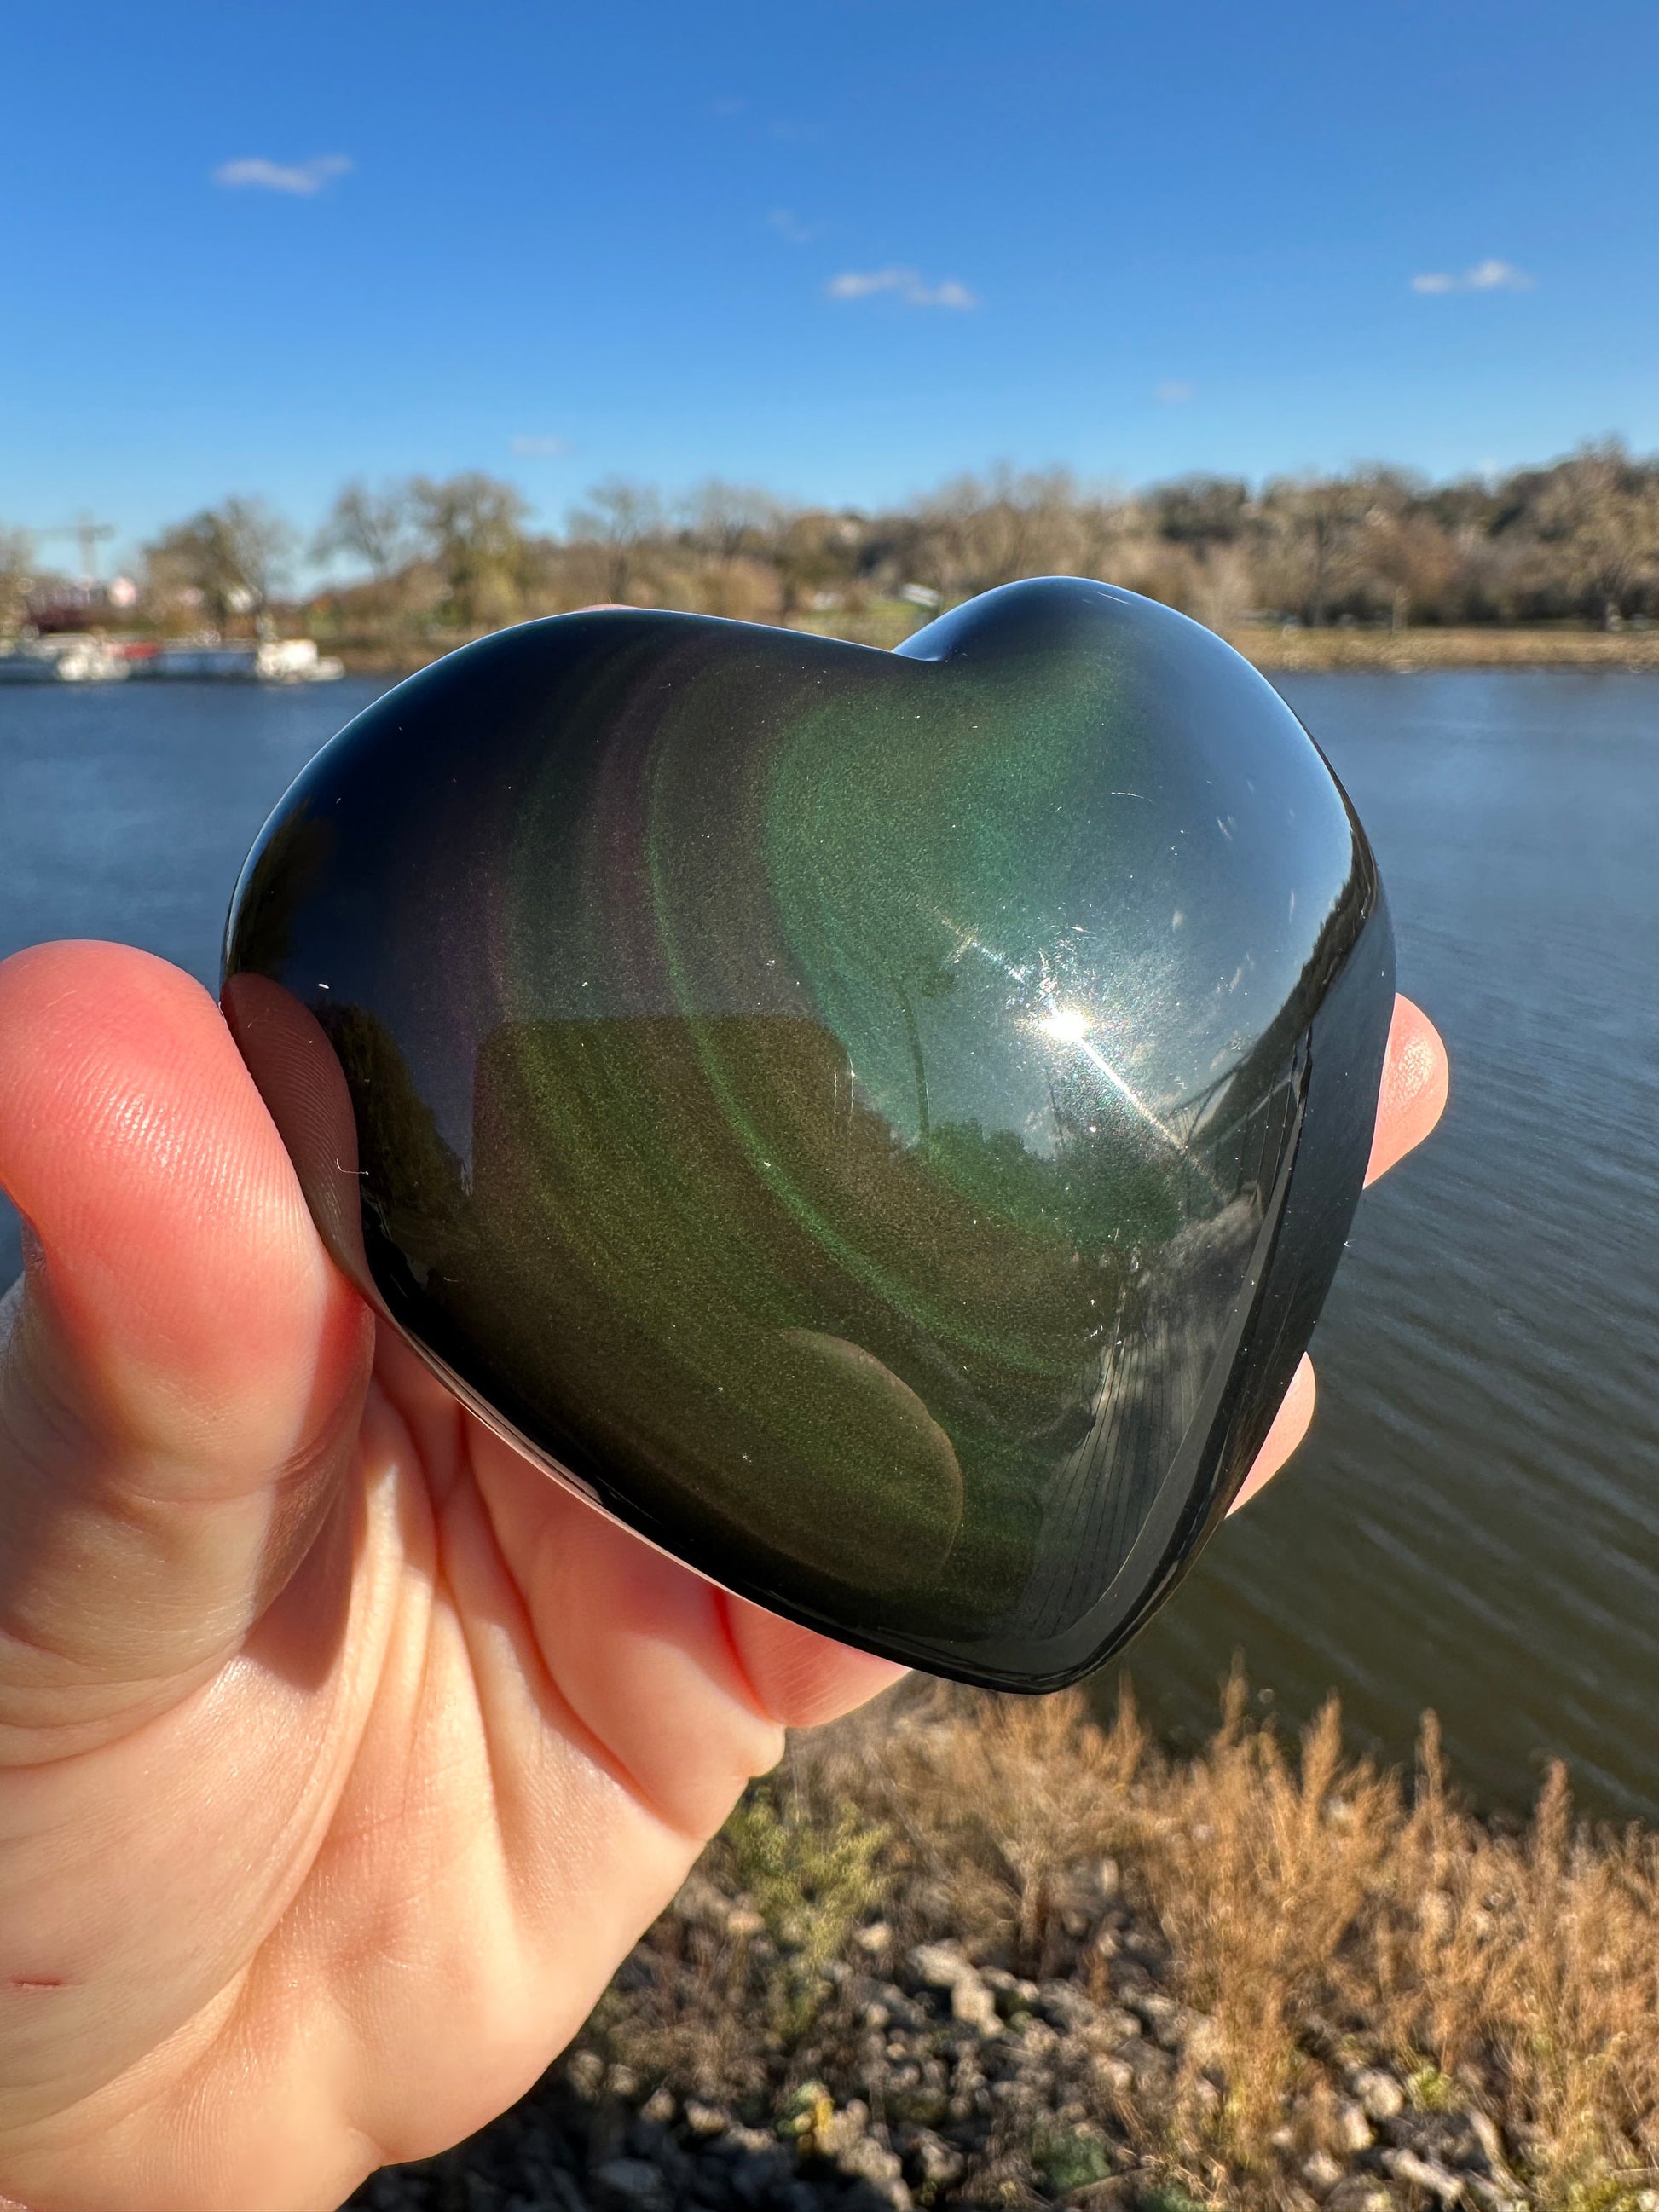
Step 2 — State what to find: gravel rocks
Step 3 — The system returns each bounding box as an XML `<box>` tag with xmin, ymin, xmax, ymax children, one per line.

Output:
<box><xmin>1332</xmin><ymin>2101</ymin><xmax>1374</xmax><ymax>2154</ymax></box>
<box><xmin>1351</xmin><ymin>2067</ymin><xmax>1408</xmax><ymax>2122</ymax></box>
<box><xmin>1384</xmin><ymin>2146</ymin><xmax>1465</xmax><ymax>2203</ymax></box>
<box><xmin>344</xmin><ymin>2004</ymin><xmax>1552</xmax><ymax>2212</ymax></box>
<box><xmin>1302</xmin><ymin>2148</ymin><xmax>1345</xmax><ymax>2195</ymax></box>
<box><xmin>592</xmin><ymin>2157</ymin><xmax>675</xmax><ymax>2211</ymax></box>
<box><xmin>905</xmin><ymin>2131</ymin><xmax>962</xmax><ymax>2191</ymax></box>
<box><xmin>344</xmin><ymin>1825</ymin><xmax>1552</xmax><ymax>2211</ymax></box>
<box><xmin>901</xmin><ymin>1942</ymin><xmax>1000</xmax><ymax>2039</ymax></box>
<box><xmin>1324</xmin><ymin>2181</ymin><xmax>1397</xmax><ymax>2212</ymax></box>
<box><xmin>905</xmin><ymin>1943</ymin><xmax>971</xmax><ymax>1991</ymax></box>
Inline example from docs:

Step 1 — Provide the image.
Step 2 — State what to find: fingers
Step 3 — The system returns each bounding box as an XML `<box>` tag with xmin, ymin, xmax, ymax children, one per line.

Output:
<box><xmin>720</xmin><ymin>1597</ymin><xmax>910</xmax><ymax>1731</ymax></box>
<box><xmin>469</xmin><ymin>1426</ymin><xmax>905</xmax><ymax>1838</ymax></box>
<box><xmin>0</xmin><ymin>943</ymin><xmax>371</xmax><ymax>1757</ymax></box>
<box><xmin>1227</xmin><ymin>1354</ymin><xmax>1315</xmax><ymax>1516</ymax></box>
<box><xmin>1228</xmin><ymin>992</ymin><xmax>1448</xmax><ymax>1516</ymax></box>
<box><xmin>1365</xmin><ymin>992</ymin><xmax>1448</xmax><ymax>1187</ymax></box>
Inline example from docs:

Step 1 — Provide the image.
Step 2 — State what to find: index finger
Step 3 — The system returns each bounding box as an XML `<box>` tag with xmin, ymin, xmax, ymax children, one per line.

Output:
<box><xmin>1364</xmin><ymin>993</ymin><xmax>1448</xmax><ymax>1187</ymax></box>
<box><xmin>1225</xmin><ymin>992</ymin><xmax>1448</xmax><ymax>1517</ymax></box>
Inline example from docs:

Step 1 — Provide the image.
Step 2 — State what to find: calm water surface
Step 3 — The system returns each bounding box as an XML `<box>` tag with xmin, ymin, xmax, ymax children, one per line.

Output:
<box><xmin>1</xmin><ymin>672</ymin><xmax>1656</xmax><ymax>1816</ymax></box>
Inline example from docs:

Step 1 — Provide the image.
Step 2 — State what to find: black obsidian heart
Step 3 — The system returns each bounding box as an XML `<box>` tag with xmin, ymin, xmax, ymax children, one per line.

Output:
<box><xmin>223</xmin><ymin>579</ymin><xmax>1392</xmax><ymax>1690</ymax></box>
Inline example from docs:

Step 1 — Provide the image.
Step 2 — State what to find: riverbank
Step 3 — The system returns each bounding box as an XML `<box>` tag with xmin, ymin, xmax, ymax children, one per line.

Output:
<box><xmin>325</xmin><ymin>619</ymin><xmax>1659</xmax><ymax>681</ymax></box>
<box><xmin>348</xmin><ymin>1683</ymin><xmax>1659</xmax><ymax>2212</ymax></box>
<box><xmin>1235</xmin><ymin>625</ymin><xmax>1659</xmax><ymax>673</ymax></box>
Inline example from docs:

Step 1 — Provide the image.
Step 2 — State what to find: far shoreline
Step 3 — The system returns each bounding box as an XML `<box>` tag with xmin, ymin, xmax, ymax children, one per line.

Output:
<box><xmin>1233</xmin><ymin>622</ymin><xmax>1659</xmax><ymax>673</ymax></box>
<box><xmin>327</xmin><ymin>620</ymin><xmax>1659</xmax><ymax>681</ymax></box>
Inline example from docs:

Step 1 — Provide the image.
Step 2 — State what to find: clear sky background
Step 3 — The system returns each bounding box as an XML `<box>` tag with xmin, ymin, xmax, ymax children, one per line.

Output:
<box><xmin>5</xmin><ymin>0</ymin><xmax>1656</xmax><ymax>567</ymax></box>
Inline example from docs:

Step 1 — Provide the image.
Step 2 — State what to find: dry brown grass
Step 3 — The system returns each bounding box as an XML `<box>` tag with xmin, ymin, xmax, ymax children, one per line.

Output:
<box><xmin>788</xmin><ymin>1680</ymin><xmax>1659</xmax><ymax>2208</ymax></box>
<box><xmin>1227</xmin><ymin>623</ymin><xmax>1659</xmax><ymax>672</ymax></box>
<box><xmin>334</xmin><ymin>615</ymin><xmax>1659</xmax><ymax>684</ymax></box>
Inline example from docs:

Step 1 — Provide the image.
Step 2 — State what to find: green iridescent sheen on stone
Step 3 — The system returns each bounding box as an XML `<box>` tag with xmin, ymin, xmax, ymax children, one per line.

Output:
<box><xmin>223</xmin><ymin>580</ymin><xmax>1393</xmax><ymax>1689</ymax></box>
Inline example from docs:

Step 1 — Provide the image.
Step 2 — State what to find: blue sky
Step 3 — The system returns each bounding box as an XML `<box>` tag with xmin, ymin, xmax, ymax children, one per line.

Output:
<box><xmin>5</xmin><ymin>0</ymin><xmax>1656</xmax><ymax>569</ymax></box>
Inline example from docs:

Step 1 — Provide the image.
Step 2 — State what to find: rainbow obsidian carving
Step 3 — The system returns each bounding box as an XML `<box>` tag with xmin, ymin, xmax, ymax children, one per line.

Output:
<box><xmin>223</xmin><ymin>580</ymin><xmax>1393</xmax><ymax>1689</ymax></box>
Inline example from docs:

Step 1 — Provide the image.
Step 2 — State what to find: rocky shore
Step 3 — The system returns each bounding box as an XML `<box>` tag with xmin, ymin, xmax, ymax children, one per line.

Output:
<box><xmin>350</xmin><ymin>1941</ymin><xmax>1551</xmax><ymax>2212</ymax></box>
<box><xmin>347</xmin><ymin>1685</ymin><xmax>1659</xmax><ymax>2212</ymax></box>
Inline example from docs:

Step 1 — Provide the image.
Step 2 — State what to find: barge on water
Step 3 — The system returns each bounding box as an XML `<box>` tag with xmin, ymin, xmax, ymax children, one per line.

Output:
<box><xmin>0</xmin><ymin>636</ymin><xmax>344</xmax><ymax>684</ymax></box>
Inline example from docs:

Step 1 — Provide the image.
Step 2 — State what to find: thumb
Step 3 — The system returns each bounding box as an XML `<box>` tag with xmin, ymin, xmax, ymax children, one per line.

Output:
<box><xmin>0</xmin><ymin>942</ymin><xmax>371</xmax><ymax>1759</ymax></box>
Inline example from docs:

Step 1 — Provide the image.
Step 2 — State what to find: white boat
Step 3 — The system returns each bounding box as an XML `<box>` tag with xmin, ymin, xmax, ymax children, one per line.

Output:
<box><xmin>255</xmin><ymin>638</ymin><xmax>344</xmax><ymax>683</ymax></box>
<box><xmin>131</xmin><ymin>643</ymin><xmax>253</xmax><ymax>679</ymax></box>
<box><xmin>0</xmin><ymin>632</ymin><xmax>344</xmax><ymax>683</ymax></box>
<box><xmin>129</xmin><ymin>637</ymin><xmax>344</xmax><ymax>683</ymax></box>
<box><xmin>0</xmin><ymin>636</ymin><xmax>130</xmax><ymax>683</ymax></box>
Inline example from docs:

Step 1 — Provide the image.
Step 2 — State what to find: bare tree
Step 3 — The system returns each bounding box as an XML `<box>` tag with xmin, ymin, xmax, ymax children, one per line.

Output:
<box><xmin>1187</xmin><ymin>542</ymin><xmax>1256</xmax><ymax>634</ymax></box>
<box><xmin>143</xmin><ymin>498</ymin><xmax>296</xmax><ymax>628</ymax></box>
<box><xmin>1149</xmin><ymin>476</ymin><xmax>1251</xmax><ymax>547</ymax></box>
<box><xmin>903</xmin><ymin>467</ymin><xmax>1090</xmax><ymax>602</ymax></box>
<box><xmin>408</xmin><ymin>473</ymin><xmax>530</xmax><ymax>632</ymax></box>
<box><xmin>0</xmin><ymin>526</ymin><xmax>33</xmax><ymax>632</ymax></box>
<box><xmin>1535</xmin><ymin>442</ymin><xmax>1659</xmax><ymax>629</ymax></box>
<box><xmin>688</xmin><ymin>481</ymin><xmax>783</xmax><ymax>564</ymax></box>
<box><xmin>273</xmin><ymin>439</ymin><xmax>1659</xmax><ymax>649</ymax></box>
<box><xmin>971</xmin><ymin>466</ymin><xmax>1089</xmax><ymax>589</ymax></box>
<box><xmin>566</xmin><ymin>479</ymin><xmax>666</xmax><ymax>604</ymax></box>
<box><xmin>772</xmin><ymin>510</ymin><xmax>865</xmax><ymax>617</ymax></box>
<box><xmin>908</xmin><ymin>476</ymin><xmax>982</xmax><ymax>606</ymax></box>
<box><xmin>1259</xmin><ymin>476</ymin><xmax>1372</xmax><ymax>626</ymax></box>
<box><xmin>313</xmin><ymin>479</ymin><xmax>422</xmax><ymax>584</ymax></box>
<box><xmin>1356</xmin><ymin>507</ymin><xmax>1456</xmax><ymax>632</ymax></box>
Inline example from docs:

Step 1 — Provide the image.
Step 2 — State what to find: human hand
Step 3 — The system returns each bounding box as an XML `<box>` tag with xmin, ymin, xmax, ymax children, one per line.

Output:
<box><xmin>0</xmin><ymin>942</ymin><xmax>1445</xmax><ymax>2212</ymax></box>
<box><xmin>1228</xmin><ymin>989</ymin><xmax>1448</xmax><ymax>1511</ymax></box>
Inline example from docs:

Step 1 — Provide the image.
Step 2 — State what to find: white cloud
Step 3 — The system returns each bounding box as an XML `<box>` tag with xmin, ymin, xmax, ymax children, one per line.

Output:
<box><xmin>1155</xmin><ymin>379</ymin><xmax>1195</xmax><ymax>404</ymax></box>
<box><xmin>1467</xmin><ymin>257</ymin><xmax>1534</xmax><ymax>289</ymax></box>
<box><xmin>511</xmin><ymin>435</ymin><xmax>568</xmax><ymax>457</ymax></box>
<box><xmin>824</xmin><ymin>267</ymin><xmax>979</xmax><ymax>310</ymax></box>
<box><xmin>212</xmin><ymin>153</ymin><xmax>353</xmax><ymax>195</ymax></box>
<box><xmin>1412</xmin><ymin>257</ymin><xmax>1533</xmax><ymax>294</ymax></box>
<box><xmin>769</xmin><ymin>208</ymin><xmax>823</xmax><ymax>245</ymax></box>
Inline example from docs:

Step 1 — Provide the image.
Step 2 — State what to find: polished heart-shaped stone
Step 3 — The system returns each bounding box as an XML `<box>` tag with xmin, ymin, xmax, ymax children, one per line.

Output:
<box><xmin>222</xmin><ymin>579</ymin><xmax>1393</xmax><ymax>1690</ymax></box>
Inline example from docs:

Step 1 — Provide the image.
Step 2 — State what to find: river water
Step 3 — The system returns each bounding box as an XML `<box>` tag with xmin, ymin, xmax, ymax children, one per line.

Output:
<box><xmin>1</xmin><ymin>671</ymin><xmax>1656</xmax><ymax>1816</ymax></box>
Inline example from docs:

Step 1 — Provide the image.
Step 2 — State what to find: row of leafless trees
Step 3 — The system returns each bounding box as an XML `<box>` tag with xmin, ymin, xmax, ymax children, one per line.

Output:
<box><xmin>9</xmin><ymin>442</ymin><xmax>1659</xmax><ymax>643</ymax></box>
